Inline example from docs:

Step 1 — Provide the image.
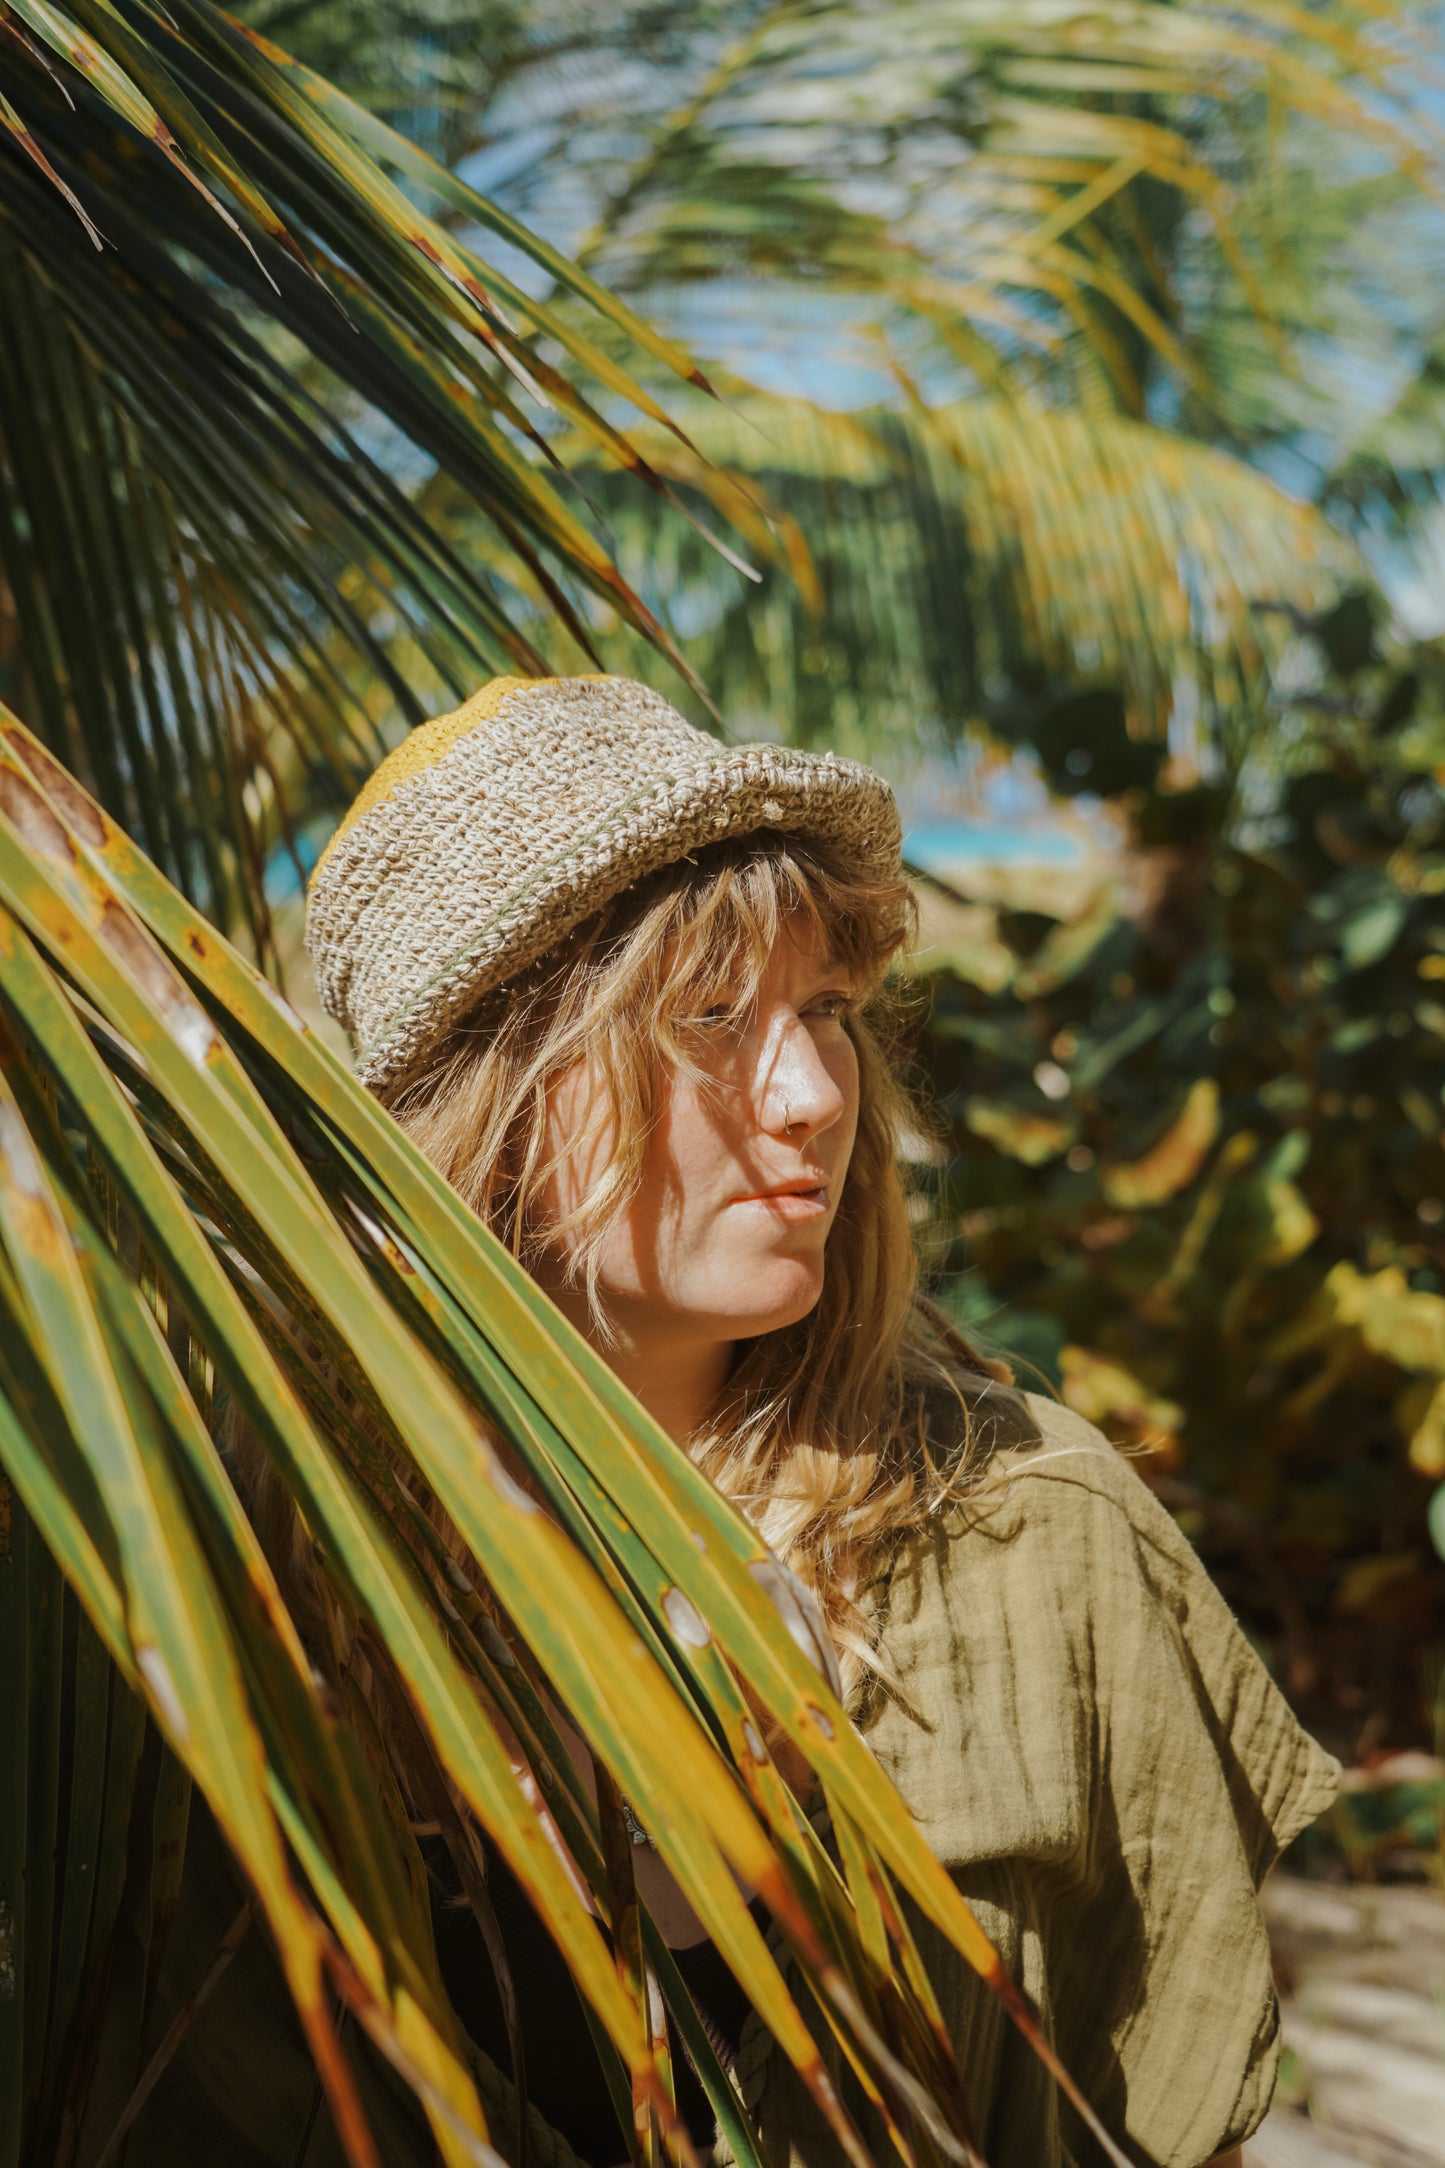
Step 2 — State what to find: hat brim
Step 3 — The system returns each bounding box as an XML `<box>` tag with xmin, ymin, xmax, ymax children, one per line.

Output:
<box><xmin>353</xmin><ymin>744</ymin><xmax>900</xmax><ymax>1095</ymax></box>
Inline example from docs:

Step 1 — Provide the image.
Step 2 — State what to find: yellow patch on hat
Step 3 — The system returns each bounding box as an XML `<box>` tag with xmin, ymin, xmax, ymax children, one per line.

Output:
<box><xmin>310</xmin><ymin>675</ymin><xmax>542</xmax><ymax>894</ymax></box>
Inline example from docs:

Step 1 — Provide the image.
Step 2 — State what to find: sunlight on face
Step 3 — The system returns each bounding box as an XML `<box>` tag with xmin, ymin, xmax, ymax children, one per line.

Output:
<box><xmin>537</xmin><ymin>914</ymin><xmax>861</xmax><ymax>1352</ymax></box>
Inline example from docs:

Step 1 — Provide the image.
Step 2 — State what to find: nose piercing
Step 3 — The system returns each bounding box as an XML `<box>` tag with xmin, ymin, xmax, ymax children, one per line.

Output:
<box><xmin>783</xmin><ymin>1101</ymin><xmax>795</xmax><ymax>1131</ymax></box>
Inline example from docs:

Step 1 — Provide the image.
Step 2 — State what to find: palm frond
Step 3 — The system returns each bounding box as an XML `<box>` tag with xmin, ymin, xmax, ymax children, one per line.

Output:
<box><xmin>514</xmin><ymin>0</ymin><xmax>1434</xmax><ymax>414</ymax></box>
<box><xmin>0</xmin><ymin>708</ymin><xmax>1143</xmax><ymax>2168</ymax></box>
<box><xmin>0</xmin><ymin>0</ymin><xmax>732</xmax><ymax>941</ymax></box>
<box><xmin>541</xmin><ymin>390</ymin><xmax>1352</xmax><ymax>756</ymax></box>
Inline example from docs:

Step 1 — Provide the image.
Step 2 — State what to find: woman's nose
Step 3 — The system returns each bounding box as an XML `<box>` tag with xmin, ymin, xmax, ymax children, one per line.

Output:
<box><xmin>760</xmin><ymin>1014</ymin><xmax>846</xmax><ymax>1140</ymax></box>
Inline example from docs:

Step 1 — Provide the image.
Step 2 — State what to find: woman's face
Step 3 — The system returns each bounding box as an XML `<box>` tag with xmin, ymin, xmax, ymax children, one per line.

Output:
<box><xmin>537</xmin><ymin>914</ymin><xmax>861</xmax><ymax>1354</ymax></box>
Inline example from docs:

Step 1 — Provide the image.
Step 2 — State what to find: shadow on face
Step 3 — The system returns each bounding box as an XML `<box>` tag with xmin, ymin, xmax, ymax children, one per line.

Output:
<box><xmin>536</xmin><ymin>912</ymin><xmax>861</xmax><ymax>1358</ymax></box>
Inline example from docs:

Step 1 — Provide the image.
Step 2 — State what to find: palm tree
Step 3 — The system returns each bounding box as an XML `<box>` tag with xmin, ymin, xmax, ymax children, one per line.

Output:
<box><xmin>348</xmin><ymin>0</ymin><xmax>1434</xmax><ymax>757</ymax></box>
<box><xmin>0</xmin><ymin>9</ymin><xmax>1130</xmax><ymax>2166</ymax></box>
<box><xmin>0</xmin><ymin>0</ymin><xmax>732</xmax><ymax>949</ymax></box>
<box><xmin>0</xmin><ymin>4</ymin><xmax>1436</xmax><ymax>2165</ymax></box>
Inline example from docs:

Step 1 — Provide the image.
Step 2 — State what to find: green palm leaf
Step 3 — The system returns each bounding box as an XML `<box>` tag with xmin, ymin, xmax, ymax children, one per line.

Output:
<box><xmin>546</xmin><ymin>389</ymin><xmax>1352</xmax><ymax>754</ymax></box>
<box><xmin>526</xmin><ymin>0</ymin><xmax>1431</xmax><ymax>408</ymax></box>
<box><xmin>0</xmin><ymin>0</ymin><xmax>733</xmax><ymax>941</ymax></box>
<box><xmin>351</xmin><ymin>0</ymin><xmax>1426</xmax><ymax>716</ymax></box>
<box><xmin>0</xmin><ymin>708</ymin><xmax>1146</xmax><ymax>2168</ymax></box>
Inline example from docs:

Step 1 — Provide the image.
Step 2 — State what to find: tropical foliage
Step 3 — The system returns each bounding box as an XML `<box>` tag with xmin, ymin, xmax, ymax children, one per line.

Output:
<box><xmin>911</xmin><ymin>594</ymin><xmax>1445</xmax><ymax>1777</ymax></box>
<box><xmin>390</xmin><ymin>0</ymin><xmax>1435</xmax><ymax>780</ymax></box>
<box><xmin>550</xmin><ymin>392</ymin><xmax>1350</xmax><ymax>763</ymax></box>
<box><xmin>0</xmin><ymin>710</ymin><xmax>1148</xmax><ymax>2168</ymax></box>
<box><xmin>0</xmin><ymin>0</ymin><xmax>731</xmax><ymax>949</ymax></box>
<box><xmin>2</xmin><ymin>0</ymin><xmax>1443</xmax><ymax>2159</ymax></box>
<box><xmin>4</xmin><ymin>0</ymin><xmax>1434</xmax><ymax>914</ymax></box>
<box><xmin>303</xmin><ymin>0</ymin><xmax>1429</xmax><ymax>420</ymax></box>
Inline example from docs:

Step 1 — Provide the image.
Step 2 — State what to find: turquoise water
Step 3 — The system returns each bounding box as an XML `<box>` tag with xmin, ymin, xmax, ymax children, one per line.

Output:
<box><xmin>903</xmin><ymin>820</ymin><xmax>1083</xmax><ymax>870</ymax></box>
<box><xmin>264</xmin><ymin>822</ymin><xmax>329</xmax><ymax>903</ymax></box>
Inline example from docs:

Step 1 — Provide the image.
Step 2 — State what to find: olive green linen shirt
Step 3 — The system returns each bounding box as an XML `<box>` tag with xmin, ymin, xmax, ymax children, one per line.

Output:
<box><xmin>717</xmin><ymin>1385</ymin><xmax>1340</xmax><ymax>2168</ymax></box>
<box><xmin>74</xmin><ymin>1384</ymin><xmax>1337</xmax><ymax>2168</ymax></box>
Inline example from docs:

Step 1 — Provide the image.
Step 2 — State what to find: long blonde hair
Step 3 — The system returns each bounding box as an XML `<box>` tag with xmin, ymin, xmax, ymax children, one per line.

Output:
<box><xmin>382</xmin><ymin>829</ymin><xmax>999</xmax><ymax>1703</ymax></box>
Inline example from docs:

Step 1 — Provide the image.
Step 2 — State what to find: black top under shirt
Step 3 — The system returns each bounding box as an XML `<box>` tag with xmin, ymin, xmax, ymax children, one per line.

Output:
<box><xmin>432</xmin><ymin>1836</ymin><xmax>755</xmax><ymax>2162</ymax></box>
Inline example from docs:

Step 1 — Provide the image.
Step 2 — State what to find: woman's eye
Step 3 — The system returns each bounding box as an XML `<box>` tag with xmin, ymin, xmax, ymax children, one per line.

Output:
<box><xmin>808</xmin><ymin>993</ymin><xmax>852</xmax><ymax>1021</ymax></box>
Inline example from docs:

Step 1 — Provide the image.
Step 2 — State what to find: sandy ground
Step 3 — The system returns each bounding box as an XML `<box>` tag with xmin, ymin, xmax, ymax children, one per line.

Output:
<box><xmin>1246</xmin><ymin>1876</ymin><xmax>1445</xmax><ymax>2168</ymax></box>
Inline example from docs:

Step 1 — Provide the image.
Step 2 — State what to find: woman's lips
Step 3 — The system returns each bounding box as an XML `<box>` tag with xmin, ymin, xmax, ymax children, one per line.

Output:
<box><xmin>732</xmin><ymin>1185</ymin><xmax>830</xmax><ymax>1218</ymax></box>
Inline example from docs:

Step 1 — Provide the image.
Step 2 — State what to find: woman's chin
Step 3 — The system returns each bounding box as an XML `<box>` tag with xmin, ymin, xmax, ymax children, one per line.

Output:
<box><xmin>723</xmin><ymin>1264</ymin><xmax>826</xmax><ymax>1338</ymax></box>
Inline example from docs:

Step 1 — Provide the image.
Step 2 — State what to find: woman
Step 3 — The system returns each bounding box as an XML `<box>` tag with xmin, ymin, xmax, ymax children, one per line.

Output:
<box><xmin>300</xmin><ymin>673</ymin><xmax>1338</xmax><ymax>2168</ymax></box>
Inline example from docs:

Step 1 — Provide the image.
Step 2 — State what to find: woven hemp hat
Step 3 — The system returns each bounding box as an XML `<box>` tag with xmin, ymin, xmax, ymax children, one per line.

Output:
<box><xmin>306</xmin><ymin>674</ymin><xmax>903</xmax><ymax>1094</ymax></box>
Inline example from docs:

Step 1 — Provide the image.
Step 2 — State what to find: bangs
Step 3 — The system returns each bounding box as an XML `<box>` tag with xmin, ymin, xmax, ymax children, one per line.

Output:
<box><xmin>617</xmin><ymin>829</ymin><xmax>915</xmax><ymax>1053</ymax></box>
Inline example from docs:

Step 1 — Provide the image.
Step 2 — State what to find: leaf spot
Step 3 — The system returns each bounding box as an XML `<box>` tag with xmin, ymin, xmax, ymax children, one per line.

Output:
<box><xmin>661</xmin><ymin>1586</ymin><xmax>711</xmax><ymax>1648</ymax></box>
<box><xmin>137</xmin><ymin>1646</ymin><xmax>188</xmax><ymax>1743</ymax></box>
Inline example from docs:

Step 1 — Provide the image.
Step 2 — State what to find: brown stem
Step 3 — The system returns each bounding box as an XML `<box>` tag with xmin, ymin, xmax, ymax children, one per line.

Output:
<box><xmin>92</xmin><ymin>1899</ymin><xmax>256</xmax><ymax>2168</ymax></box>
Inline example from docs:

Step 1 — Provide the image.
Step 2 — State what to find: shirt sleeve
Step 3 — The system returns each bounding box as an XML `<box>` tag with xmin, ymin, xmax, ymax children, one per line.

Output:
<box><xmin>855</xmin><ymin>1393</ymin><xmax>1340</xmax><ymax>2168</ymax></box>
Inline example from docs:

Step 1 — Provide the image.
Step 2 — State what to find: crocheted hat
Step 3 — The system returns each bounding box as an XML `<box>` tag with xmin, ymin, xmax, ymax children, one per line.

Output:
<box><xmin>306</xmin><ymin>674</ymin><xmax>902</xmax><ymax>1093</ymax></box>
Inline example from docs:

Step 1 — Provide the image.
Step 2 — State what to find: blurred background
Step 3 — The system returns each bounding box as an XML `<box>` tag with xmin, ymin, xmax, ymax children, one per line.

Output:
<box><xmin>4</xmin><ymin>2</ymin><xmax>1445</xmax><ymax>2156</ymax></box>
